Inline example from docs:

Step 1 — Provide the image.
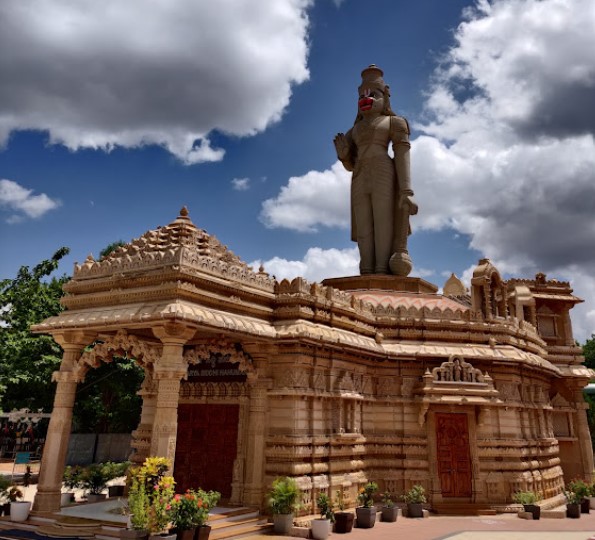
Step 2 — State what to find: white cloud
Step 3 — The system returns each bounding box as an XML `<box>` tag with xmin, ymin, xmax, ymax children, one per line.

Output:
<box><xmin>414</xmin><ymin>0</ymin><xmax>595</xmax><ymax>341</ymax></box>
<box><xmin>0</xmin><ymin>179</ymin><xmax>61</xmax><ymax>223</ymax></box>
<box><xmin>251</xmin><ymin>246</ymin><xmax>359</xmax><ymax>282</ymax></box>
<box><xmin>232</xmin><ymin>178</ymin><xmax>250</xmax><ymax>191</ymax></box>
<box><xmin>260</xmin><ymin>161</ymin><xmax>350</xmax><ymax>232</ymax></box>
<box><xmin>259</xmin><ymin>0</ymin><xmax>595</xmax><ymax>341</ymax></box>
<box><xmin>0</xmin><ymin>0</ymin><xmax>311</xmax><ymax>164</ymax></box>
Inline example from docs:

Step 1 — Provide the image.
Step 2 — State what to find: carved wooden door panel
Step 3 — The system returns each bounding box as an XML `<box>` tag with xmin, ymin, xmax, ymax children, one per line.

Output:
<box><xmin>435</xmin><ymin>413</ymin><xmax>472</xmax><ymax>497</ymax></box>
<box><xmin>174</xmin><ymin>404</ymin><xmax>239</xmax><ymax>498</ymax></box>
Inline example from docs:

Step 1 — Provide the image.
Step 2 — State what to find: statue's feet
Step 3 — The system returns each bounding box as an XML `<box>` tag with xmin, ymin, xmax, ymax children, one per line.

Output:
<box><xmin>389</xmin><ymin>251</ymin><xmax>413</xmax><ymax>276</ymax></box>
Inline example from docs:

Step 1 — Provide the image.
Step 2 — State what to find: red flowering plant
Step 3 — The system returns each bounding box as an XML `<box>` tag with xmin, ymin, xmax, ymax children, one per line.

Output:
<box><xmin>172</xmin><ymin>488</ymin><xmax>221</xmax><ymax>529</ymax></box>
<box><xmin>172</xmin><ymin>490</ymin><xmax>202</xmax><ymax>531</ymax></box>
<box><xmin>195</xmin><ymin>489</ymin><xmax>221</xmax><ymax>526</ymax></box>
<box><xmin>146</xmin><ymin>475</ymin><xmax>176</xmax><ymax>534</ymax></box>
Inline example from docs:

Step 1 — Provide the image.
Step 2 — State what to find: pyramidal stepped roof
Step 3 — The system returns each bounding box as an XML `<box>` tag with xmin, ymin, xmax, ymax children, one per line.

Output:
<box><xmin>72</xmin><ymin>207</ymin><xmax>272</xmax><ymax>287</ymax></box>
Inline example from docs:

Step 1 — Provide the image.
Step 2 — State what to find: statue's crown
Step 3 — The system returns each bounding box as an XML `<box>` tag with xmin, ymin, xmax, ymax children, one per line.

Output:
<box><xmin>359</xmin><ymin>64</ymin><xmax>388</xmax><ymax>94</ymax></box>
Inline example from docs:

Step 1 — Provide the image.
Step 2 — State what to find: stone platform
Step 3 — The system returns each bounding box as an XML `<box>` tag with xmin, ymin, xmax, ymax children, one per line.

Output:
<box><xmin>322</xmin><ymin>274</ymin><xmax>439</xmax><ymax>293</ymax></box>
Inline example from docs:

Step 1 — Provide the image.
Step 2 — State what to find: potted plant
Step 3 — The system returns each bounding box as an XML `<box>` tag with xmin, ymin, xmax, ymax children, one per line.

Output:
<box><xmin>380</xmin><ymin>492</ymin><xmax>398</xmax><ymax>522</ymax></box>
<box><xmin>512</xmin><ymin>491</ymin><xmax>541</xmax><ymax>520</ymax></box>
<box><xmin>0</xmin><ymin>476</ymin><xmax>11</xmax><ymax>516</ymax></box>
<box><xmin>122</xmin><ymin>457</ymin><xmax>174</xmax><ymax>540</ymax></box>
<box><xmin>565</xmin><ymin>486</ymin><xmax>582</xmax><ymax>519</ymax></box>
<box><xmin>147</xmin><ymin>475</ymin><xmax>176</xmax><ymax>540</ymax></box>
<box><xmin>355</xmin><ymin>481</ymin><xmax>378</xmax><ymax>528</ymax></box>
<box><xmin>311</xmin><ymin>493</ymin><xmax>334</xmax><ymax>540</ymax></box>
<box><xmin>172</xmin><ymin>491</ymin><xmax>198</xmax><ymax>540</ymax></box>
<box><xmin>192</xmin><ymin>488</ymin><xmax>221</xmax><ymax>540</ymax></box>
<box><xmin>80</xmin><ymin>463</ymin><xmax>111</xmax><ymax>502</ymax></box>
<box><xmin>333</xmin><ymin>488</ymin><xmax>354</xmax><ymax>534</ymax></box>
<box><xmin>267</xmin><ymin>476</ymin><xmax>301</xmax><ymax>535</ymax></box>
<box><xmin>108</xmin><ymin>461</ymin><xmax>131</xmax><ymax>498</ymax></box>
<box><xmin>122</xmin><ymin>475</ymin><xmax>150</xmax><ymax>540</ymax></box>
<box><xmin>8</xmin><ymin>486</ymin><xmax>31</xmax><ymax>522</ymax></box>
<box><xmin>402</xmin><ymin>485</ymin><xmax>426</xmax><ymax>518</ymax></box>
<box><xmin>589</xmin><ymin>482</ymin><xmax>595</xmax><ymax>510</ymax></box>
<box><xmin>62</xmin><ymin>465</ymin><xmax>82</xmax><ymax>506</ymax></box>
<box><xmin>572</xmin><ymin>479</ymin><xmax>590</xmax><ymax>514</ymax></box>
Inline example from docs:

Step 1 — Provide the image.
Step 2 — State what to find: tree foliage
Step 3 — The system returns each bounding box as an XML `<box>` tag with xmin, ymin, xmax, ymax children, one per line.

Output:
<box><xmin>0</xmin><ymin>247</ymin><xmax>70</xmax><ymax>411</ymax></box>
<box><xmin>99</xmin><ymin>240</ymin><xmax>125</xmax><ymax>260</ymax></box>
<box><xmin>73</xmin><ymin>357</ymin><xmax>143</xmax><ymax>433</ymax></box>
<box><xmin>583</xmin><ymin>334</ymin><xmax>595</xmax><ymax>370</ymax></box>
<box><xmin>0</xmin><ymin>245</ymin><xmax>143</xmax><ymax>434</ymax></box>
<box><xmin>582</xmin><ymin>334</ymin><xmax>595</xmax><ymax>449</ymax></box>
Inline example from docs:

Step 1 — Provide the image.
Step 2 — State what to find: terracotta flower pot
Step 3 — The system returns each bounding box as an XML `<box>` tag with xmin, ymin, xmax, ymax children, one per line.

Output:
<box><xmin>176</xmin><ymin>528</ymin><xmax>195</xmax><ymax>540</ymax></box>
<box><xmin>333</xmin><ymin>512</ymin><xmax>354</xmax><ymax>534</ymax></box>
<box><xmin>194</xmin><ymin>525</ymin><xmax>211</xmax><ymax>540</ymax></box>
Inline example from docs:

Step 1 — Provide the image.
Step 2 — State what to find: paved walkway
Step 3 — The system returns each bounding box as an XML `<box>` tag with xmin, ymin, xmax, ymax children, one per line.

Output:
<box><xmin>2</xmin><ymin>464</ymin><xmax>593</xmax><ymax>540</ymax></box>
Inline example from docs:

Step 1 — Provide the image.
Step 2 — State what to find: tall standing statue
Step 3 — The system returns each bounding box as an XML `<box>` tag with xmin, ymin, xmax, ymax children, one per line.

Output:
<box><xmin>334</xmin><ymin>65</ymin><xmax>418</xmax><ymax>276</ymax></box>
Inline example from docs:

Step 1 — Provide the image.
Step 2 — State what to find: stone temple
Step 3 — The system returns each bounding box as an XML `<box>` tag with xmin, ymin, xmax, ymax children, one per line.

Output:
<box><xmin>32</xmin><ymin>206</ymin><xmax>593</xmax><ymax>515</ymax></box>
<box><xmin>32</xmin><ymin>65</ymin><xmax>593</xmax><ymax>515</ymax></box>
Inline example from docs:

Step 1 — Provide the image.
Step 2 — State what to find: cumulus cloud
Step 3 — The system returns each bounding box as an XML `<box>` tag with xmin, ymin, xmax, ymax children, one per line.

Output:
<box><xmin>414</xmin><ymin>0</ymin><xmax>595</xmax><ymax>340</ymax></box>
<box><xmin>0</xmin><ymin>179</ymin><xmax>61</xmax><ymax>223</ymax></box>
<box><xmin>261</xmin><ymin>0</ymin><xmax>595</xmax><ymax>340</ymax></box>
<box><xmin>0</xmin><ymin>0</ymin><xmax>311</xmax><ymax>164</ymax></box>
<box><xmin>232</xmin><ymin>178</ymin><xmax>250</xmax><ymax>191</ymax></box>
<box><xmin>260</xmin><ymin>161</ymin><xmax>350</xmax><ymax>232</ymax></box>
<box><xmin>251</xmin><ymin>246</ymin><xmax>359</xmax><ymax>282</ymax></box>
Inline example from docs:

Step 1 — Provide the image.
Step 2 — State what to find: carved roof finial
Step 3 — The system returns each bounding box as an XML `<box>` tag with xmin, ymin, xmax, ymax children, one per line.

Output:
<box><xmin>443</xmin><ymin>273</ymin><xmax>467</xmax><ymax>296</ymax></box>
<box><xmin>180</xmin><ymin>206</ymin><xmax>189</xmax><ymax>217</ymax></box>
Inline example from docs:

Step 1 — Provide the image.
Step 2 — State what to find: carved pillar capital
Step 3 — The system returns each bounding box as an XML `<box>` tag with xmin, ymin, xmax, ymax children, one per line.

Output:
<box><xmin>52</xmin><ymin>330</ymin><xmax>97</xmax><ymax>349</ymax></box>
<box><xmin>152</xmin><ymin>323</ymin><xmax>195</xmax><ymax>345</ymax></box>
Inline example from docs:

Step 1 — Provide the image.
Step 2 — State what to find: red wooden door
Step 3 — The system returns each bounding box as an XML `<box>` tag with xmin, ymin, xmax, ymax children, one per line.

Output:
<box><xmin>435</xmin><ymin>413</ymin><xmax>472</xmax><ymax>497</ymax></box>
<box><xmin>174</xmin><ymin>404</ymin><xmax>239</xmax><ymax>498</ymax></box>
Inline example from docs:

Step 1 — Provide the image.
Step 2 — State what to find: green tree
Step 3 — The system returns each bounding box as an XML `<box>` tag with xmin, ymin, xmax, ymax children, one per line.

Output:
<box><xmin>582</xmin><ymin>334</ymin><xmax>595</xmax><ymax>449</ymax></box>
<box><xmin>0</xmin><ymin>245</ymin><xmax>143</xmax><ymax>434</ymax></box>
<box><xmin>73</xmin><ymin>357</ymin><xmax>143</xmax><ymax>433</ymax></box>
<box><xmin>99</xmin><ymin>240</ymin><xmax>125</xmax><ymax>259</ymax></box>
<box><xmin>0</xmin><ymin>247</ymin><xmax>70</xmax><ymax>411</ymax></box>
<box><xmin>583</xmin><ymin>334</ymin><xmax>595</xmax><ymax>370</ymax></box>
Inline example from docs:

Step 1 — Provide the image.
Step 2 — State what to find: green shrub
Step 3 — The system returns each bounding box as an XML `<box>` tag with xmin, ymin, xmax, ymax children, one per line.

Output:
<box><xmin>402</xmin><ymin>485</ymin><xmax>426</xmax><ymax>504</ymax></box>
<box><xmin>512</xmin><ymin>491</ymin><xmax>541</xmax><ymax>505</ymax></box>
<box><xmin>268</xmin><ymin>477</ymin><xmax>301</xmax><ymax>515</ymax></box>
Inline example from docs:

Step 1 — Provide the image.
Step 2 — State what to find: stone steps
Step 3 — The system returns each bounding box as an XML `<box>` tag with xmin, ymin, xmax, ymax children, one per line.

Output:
<box><xmin>432</xmin><ymin>503</ymin><xmax>497</xmax><ymax>516</ymax></box>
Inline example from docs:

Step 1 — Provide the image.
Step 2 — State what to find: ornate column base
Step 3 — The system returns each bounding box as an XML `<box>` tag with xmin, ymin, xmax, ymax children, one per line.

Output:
<box><xmin>242</xmin><ymin>485</ymin><xmax>264</xmax><ymax>506</ymax></box>
<box><xmin>32</xmin><ymin>489</ymin><xmax>61</xmax><ymax>514</ymax></box>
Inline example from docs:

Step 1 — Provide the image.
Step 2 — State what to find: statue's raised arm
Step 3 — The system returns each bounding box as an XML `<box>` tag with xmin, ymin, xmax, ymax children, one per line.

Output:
<box><xmin>334</xmin><ymin>64</ymin><xmax>417</xmax><ymax>276</ymax></box>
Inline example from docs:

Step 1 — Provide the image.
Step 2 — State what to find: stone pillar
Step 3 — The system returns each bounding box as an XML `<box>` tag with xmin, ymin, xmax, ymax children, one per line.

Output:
<box><xmin>33</xmin><ymin>332</ymin><xmax>95</xmax><ymax>513</ymax></box>
<box><xmin>572</xmin><ymin>387</ymin><xmax>595</xmax><ymax>481</ymax></box>
<box><xmin>130</xmin><ymin>368</ymin><xmax>158</xmax><ymax>464</ymax></box>
<box><xmin>242</xmin><ymin>377</ymin><xmax>271</xmax><ymax>506</ymax></box>
<box><xmin>149</xmin><ymin>325</ymin><xmax>194</xmax><ymax>468</ymax></box>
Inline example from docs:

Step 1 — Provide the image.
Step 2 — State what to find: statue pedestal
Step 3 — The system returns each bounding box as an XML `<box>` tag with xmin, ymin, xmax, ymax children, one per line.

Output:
<box><xmin>322</xmin><ymin>274</ymin><xmax>438</xmax><ymax>294</ymax></box>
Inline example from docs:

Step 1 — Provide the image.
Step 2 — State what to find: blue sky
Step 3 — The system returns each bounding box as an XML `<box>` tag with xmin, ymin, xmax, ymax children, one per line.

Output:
<box><xmin>1</xmin><ymin>0</ymin><xmax>594</xmax><ymax>342</ymax></box>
